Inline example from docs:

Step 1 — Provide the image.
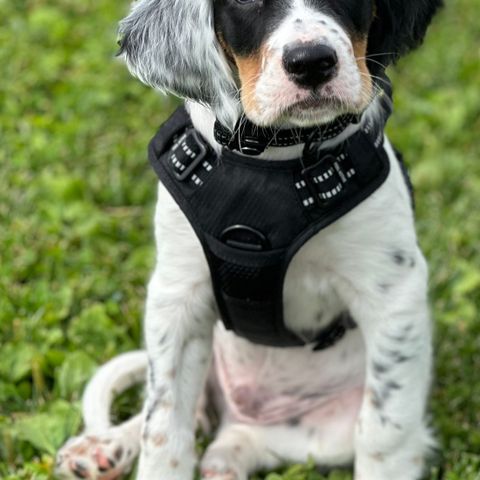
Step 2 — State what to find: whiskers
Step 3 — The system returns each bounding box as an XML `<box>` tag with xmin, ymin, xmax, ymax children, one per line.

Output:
<box><xmin>355</xmin><ymin>52</ymin><xmax>393</xmax><ymax>71</ymax></box>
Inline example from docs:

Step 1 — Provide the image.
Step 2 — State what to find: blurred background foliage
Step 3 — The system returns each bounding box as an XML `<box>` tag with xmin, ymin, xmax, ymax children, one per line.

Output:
<box><xmin>0</xmin><ymin>0</ymin><xmax>479</xmax><ymax>478</ymax></box>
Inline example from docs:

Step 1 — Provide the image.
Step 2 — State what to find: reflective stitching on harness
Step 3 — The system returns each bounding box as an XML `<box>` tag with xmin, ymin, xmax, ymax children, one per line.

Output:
<box><xmin>169</xmin><ymin>129</ymin><xmax>212</xmax><ymax>183</ymax></box>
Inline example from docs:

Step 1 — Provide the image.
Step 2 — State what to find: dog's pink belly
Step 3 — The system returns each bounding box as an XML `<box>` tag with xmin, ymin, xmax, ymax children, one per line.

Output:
<box><xmin>212</xmin><ymin>324</ymin><xmax>366</xmax><ymax>425</ymax></box>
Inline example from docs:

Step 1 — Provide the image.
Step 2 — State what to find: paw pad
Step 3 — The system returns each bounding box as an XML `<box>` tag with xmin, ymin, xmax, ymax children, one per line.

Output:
<box><xmin>55</xmin><ymin>434</ymin><xmax>134</xmax><ymax>480</ymax></box>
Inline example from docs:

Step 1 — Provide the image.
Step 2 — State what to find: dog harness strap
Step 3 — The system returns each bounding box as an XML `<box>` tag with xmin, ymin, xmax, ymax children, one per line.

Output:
<box><xmin>214</xmin><ymin>113</ymin><xmax>360</xmax><ymax>156</ymax></box>
<box><xmin>149</xmin><ymin>96</ymin><xmax>396</xmax><ymax>349</ymax></box>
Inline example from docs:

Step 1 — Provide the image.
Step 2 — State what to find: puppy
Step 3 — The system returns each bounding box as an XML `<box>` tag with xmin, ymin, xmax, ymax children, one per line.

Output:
<box><xmin>55</xmin><ymin>1</ymin><xmax>442</xmax><ymax>479</ymax></box>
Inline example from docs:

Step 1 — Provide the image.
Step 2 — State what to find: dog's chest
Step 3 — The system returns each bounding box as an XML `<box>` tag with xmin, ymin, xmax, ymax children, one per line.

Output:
<box><xmin>282</xmin><ymin>236</ymin><xmax>347</xmax><ymax>339</ymax></box>
<box><xmin>212</xmin><ymin>234</ymin><xmax>366</xmax><ymax>424</ymax></box>
<box><xmin>271</xmin><ymin>211</ymin><xmax>362</xmax><ymax>346</ymax></box>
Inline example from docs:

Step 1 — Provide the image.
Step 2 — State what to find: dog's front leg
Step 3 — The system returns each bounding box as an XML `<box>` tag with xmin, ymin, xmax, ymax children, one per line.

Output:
<box><xmin>137</xmin><ymin>188</ymin><xmax>216</xmax><ymax>480</ymax></box>
<box><xmin>351</xmin><ymin>252</ymin><xmax>434</xmax><ymax>480</ymax></box>
<box><xmin>138</xmin><ymin>268</ymin><xmax>215</xmax><ymax>480</ymax></box>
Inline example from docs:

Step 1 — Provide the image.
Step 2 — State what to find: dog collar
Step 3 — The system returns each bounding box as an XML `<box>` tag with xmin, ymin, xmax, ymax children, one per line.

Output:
<box><xmin>148</xmin><ymin>89</ymin><xmax>403</xmax><ymax>350</ymax></box>
<box><xmin>214</xmin><ymin>113</ymin><xmax>361</xmax><ymax>156</ymax></box>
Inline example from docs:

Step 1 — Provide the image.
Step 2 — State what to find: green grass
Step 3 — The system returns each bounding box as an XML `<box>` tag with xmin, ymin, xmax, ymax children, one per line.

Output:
<box><xmin>0</xmin><ymin>0</ymin><xmax>479</xmax><ymax>478</ymax></box>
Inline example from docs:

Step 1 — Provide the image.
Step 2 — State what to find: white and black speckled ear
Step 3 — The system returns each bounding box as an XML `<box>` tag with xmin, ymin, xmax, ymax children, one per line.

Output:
<box><xmin>367</xmin><ymin>0</ymin><xmax>443</xmax><ymax>72</ymax></box>
<box><xmin>118</xmin><ymin>0</ymin><xmax>239</xmax><ymax>126</ymax></box>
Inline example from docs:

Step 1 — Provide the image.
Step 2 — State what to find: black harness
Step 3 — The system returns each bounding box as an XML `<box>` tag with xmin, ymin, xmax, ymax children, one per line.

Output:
<box><xmin>148</xmin><ymin>92</ymin><xmax>399</xmax><ymax>350</ymax></box>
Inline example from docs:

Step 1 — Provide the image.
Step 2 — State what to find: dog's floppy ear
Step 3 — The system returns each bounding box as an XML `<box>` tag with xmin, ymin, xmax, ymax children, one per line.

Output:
<box><xmin>367</xmin><ymin>0</ymin><xmax>442</xmax><ymax>72</ymax></box>
<box><xmin>118</xmin><ymin>0</ymin><xmax>238</xmax><ymax>124</ymax></box>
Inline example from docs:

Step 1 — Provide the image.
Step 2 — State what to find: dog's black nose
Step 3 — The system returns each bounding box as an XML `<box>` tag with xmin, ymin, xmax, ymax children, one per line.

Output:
<box><xmin>282</xmin><ymin>43</ymin><xmax>338</xmax><ymax>89</ymax></box>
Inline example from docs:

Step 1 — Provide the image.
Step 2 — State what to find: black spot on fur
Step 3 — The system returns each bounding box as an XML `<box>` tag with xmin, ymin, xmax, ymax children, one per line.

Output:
<box><xmin>393</xmin><ymin>251</ymin><xmax>407</xmax><ymax>265</ymax></box>
<box><xmin>403</xmin><ymin>324</ymin><xmax>414</xmax><ymax>333</ymax></box>
<box><xmin>386</xmin><ymin>380</ymin><xmax>402</xmax><ymax>392</ymax></box>
<box><xmin>385</xmin><ymin>331</ymin><xmax>409</xmax><ymax>343</ymax></box>
<box><xmin>381</xmin><ymin>380</ymin><xmax>402</xmax><ymax>403</ymax></box>
<box><xmin>287</xmin><ymin>416</ymin><xmax>302</xmax><ymax>427</ymax></box>
<box><xmin>380</xmin><ymin>415</ymin><xmax>402</xmax><ymax>430</ymax></box>
<box><xmin>148</xmin><ymin>357</ymin><xmax>156</xmax><ymax>388</ymax></box>
<box><xmin>378</xmin><ymin>283</ymin><xmax>392</xmax><ymax>293</ymax></box>
<box><xmin>114</xmin><ymin>446</ymin><xmax>124</xmax><ymax>461</ymax></box>
<box><xmin>145</xmin><ymin>386</ymin><xmax>168</xmax><ymax>423</ymax></box>
<box><xmin>379</xmin><ymin>346</ymin><xmax>412</xmax><ymax>364</ymax></box>
<box><xmin>72</xmin><ymin>461</ymin><xmax>89</xmax><ymax>479</ymax></box>
<box><xmin>394</xmin><ymin>353</ymin><xmax>411</xmax><ymax>363</ymax></box>
<box><xmin>372</xmin><ymin>379</ymin><xmax>403</xmax><ymax>410</ymax></box>
<box><xmin>373</xmin><ymin>361</ymin><xmax>390</xmax><ymax>376</ymax></box>
<box><xmin>370</xmin><ymin>388</ymin><xmax>384</xmax><ymax>410</ymax></box>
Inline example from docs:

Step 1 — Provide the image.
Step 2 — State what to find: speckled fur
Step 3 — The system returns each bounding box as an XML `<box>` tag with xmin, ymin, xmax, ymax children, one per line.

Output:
<box><xmin>56</xmin><ymin>0</ymin><xmax>442</xmax><ymax>479</ymax></box>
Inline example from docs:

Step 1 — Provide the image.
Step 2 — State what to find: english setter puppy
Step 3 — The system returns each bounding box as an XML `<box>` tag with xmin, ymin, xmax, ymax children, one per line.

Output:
<box><xmin>56</xmin><ymin>0</ymin><xmax>442</xmax><ymax>479</ymax></box>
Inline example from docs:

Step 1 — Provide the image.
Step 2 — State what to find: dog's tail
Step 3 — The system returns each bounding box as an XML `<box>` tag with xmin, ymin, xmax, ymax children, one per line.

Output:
<box><xmin>82</xmin><ymin>350</ymin><xmax>147</xmax><ymax>432</ymax></box>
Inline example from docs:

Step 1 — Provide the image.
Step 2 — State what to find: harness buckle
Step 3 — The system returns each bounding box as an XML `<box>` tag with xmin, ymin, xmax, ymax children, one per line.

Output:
<box><xmin>171</xmin><ymin>129</ymin><xmax>209</xmax><ymax>181</ymax></box>
<box><xmin>301</xmin><ymin>154</ymin><xmax>345</xmax><ymax>206</ymax></box>
<box><xmin>238</xmin><ymin>136</ymin><xmax>266</xmax><ymax>156</ymax></box>
<box><xmin>220</xmin><ymin>225</ymin><xmax>270</xmax><ymax>252</ymax></box>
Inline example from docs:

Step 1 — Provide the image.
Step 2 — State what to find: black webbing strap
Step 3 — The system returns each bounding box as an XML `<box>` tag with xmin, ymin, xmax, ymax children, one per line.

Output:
<box><xmin>214</xmin><ymin>113</ymin><xmax>360</xmax><ymax>156</ymax></box>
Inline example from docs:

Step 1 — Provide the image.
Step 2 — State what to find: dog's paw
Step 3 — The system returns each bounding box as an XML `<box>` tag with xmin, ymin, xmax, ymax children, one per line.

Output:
<box><xmin>55</xmin><ymin>433</ymin><xmax>136</xmax><ymax>480</ymax></box>
<box><xmin>201</xmin><ymin>467</ymin><xmax>239</xmax><ymax>480</ymax></box>
<box><xmin>200</xmin><ymin>449</ymin><xmax>246</xmax><ymax>480</ymax></box>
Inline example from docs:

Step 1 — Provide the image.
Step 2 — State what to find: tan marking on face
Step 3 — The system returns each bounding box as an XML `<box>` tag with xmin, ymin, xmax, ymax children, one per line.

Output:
<box><xmin>232</xmin><ymin>52</ymin><xmax>264</xmax><ymax>117</ymax></box>
<box><xmin>216</xmin><ymin>32</ymin><xmax>236</xmax><ymax>64</ymax></box>
<box><xmin>352</xmin><ymin>37</ymin><xmax>373</xmax><ymax>106</ymax></box>
<box><xmin>216</xmin><ymin>28</ymin><xmax>265</xmax><ymax>118</ymax></box>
